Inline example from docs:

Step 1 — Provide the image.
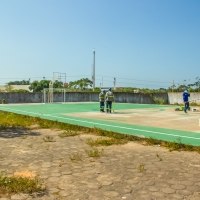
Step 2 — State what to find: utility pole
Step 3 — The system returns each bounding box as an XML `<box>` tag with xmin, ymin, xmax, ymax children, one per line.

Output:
<box><xmin>114</xmin><ymin>78</ymin><xmax>116</xmax><ymax>90</ymax></box>
<box><xmin>172</xmin><ymin>80</ymin><xmax>174</xmax><ymax>92</ymax></box>
<box><xmin>92</xmin><ymin>48</ymin><xmax>95</xmax><ymax>91</ymax></box>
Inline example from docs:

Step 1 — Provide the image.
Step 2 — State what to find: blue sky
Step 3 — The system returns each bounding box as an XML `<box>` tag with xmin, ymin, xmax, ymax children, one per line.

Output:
<box><xmin>0</xmin><ymin>0</ymin><xmax>200</xmax><ymax>89</ymax></box>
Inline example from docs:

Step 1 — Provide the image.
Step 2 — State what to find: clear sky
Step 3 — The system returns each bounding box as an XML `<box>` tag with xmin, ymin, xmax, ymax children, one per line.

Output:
<box><xmin>0</xmin><ymin>0</ymin><xmax>200</xmax><ymax>89</ymax></box>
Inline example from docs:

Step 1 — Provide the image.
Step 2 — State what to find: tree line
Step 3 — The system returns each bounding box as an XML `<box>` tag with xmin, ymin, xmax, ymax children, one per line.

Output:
<box><xmin>1</xmin><ymin>77</ymin><xmax>200</xmax><ymax>93</ymax></box>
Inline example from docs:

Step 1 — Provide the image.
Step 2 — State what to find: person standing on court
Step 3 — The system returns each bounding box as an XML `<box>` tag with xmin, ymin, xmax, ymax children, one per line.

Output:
<box><xmin>105</xmin><ymin>88</ymin><xmax>115</xmax><ymax>113</ymax></box>
<box><xmin>99</xmin><ymin>90</ymin><xmax>106</xmax><ymax>112</ymax></box>
<box><xmin>182</xmin><ymin>88</ymin><xmax>190</xmax><ymax>113</ymax></box>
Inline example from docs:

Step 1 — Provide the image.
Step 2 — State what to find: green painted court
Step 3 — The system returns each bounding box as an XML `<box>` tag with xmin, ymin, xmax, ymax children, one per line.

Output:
<box><xmin>0</xmin><ymin>102</ymin><xmax>200</xmax><ymax>146</ymax></box>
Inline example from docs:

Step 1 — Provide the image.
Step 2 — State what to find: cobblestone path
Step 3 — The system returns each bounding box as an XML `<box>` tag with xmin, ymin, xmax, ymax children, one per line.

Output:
<box><xmin>0</xmin><ymin>128</ymin><xmax>200</xmax><ymax>200</ymax></box>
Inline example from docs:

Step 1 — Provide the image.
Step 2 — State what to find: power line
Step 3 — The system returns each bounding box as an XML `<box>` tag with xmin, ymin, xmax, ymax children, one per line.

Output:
<box><xmin>0</xmin><ymin>75</ymin><xmax>91</xmax><ymax>79</ymax></box>
<box><xmin>96</xmin><ymin>75</ymin><xmax>171</xmax><ymax>84</ymax></box>
<box><xmin>0</xmin><ymin>75</ymin><xmax>178</xmax><ymax>88</ymax></box>
<box><xmin>95</xmin><ymin>78</ymin><xmax>170</xmax><ymax>88</ymax></box>
<box><xmin>0</xmin><ymin>74</ymin><xmax>171</xmax><ymax>84</ymax></box>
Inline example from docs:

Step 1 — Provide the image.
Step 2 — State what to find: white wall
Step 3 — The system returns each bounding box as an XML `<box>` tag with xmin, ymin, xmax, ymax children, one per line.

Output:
<box><xmin>168</xmin><ymin>92</ymin><xmax>200</xmax><ymax>104</ymax></box>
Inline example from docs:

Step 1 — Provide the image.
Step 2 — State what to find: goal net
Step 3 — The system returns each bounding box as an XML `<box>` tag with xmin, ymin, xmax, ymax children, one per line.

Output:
<box><xmin>43</xmin><ymin>88</ymin><xmax>66</xmax><ymax>104</ymax></box>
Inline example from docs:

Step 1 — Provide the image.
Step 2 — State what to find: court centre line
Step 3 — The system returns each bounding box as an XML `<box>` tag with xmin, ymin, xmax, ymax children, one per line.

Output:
<box><xmin>1</xmin><ymin>107</ymin><xmax>200</xmax><ymax>141</ymax></box>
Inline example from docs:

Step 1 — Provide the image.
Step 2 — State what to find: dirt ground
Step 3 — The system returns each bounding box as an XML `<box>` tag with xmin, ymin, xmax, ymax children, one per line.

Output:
<box><xmin>67</xmin><ymin>107</ymin><xmax>200</xmax><ymax>133</ymax></box>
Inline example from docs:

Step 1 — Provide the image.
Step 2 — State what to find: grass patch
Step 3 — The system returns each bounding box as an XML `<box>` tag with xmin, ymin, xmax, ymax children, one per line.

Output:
<box><xmin>69</xmin><ymin>152</ymin><xmax>82</xmax><ymax>162</ymax></box>
<box><xmin>58</xmin><ymin>130</ymin><xmax>78</xmax><ymax>138</ymax></box>
<box><xmin>85</xmin><ymin>137</ymin><xmax>128</xmax><ymax>146</ymax></box>
<box><xmin>0</xmin><ymin>173</ymin><xmax>45</xmax><ymax>198</ymax></box>
<box><xmin>85</xmin><ymin>148</ymin><xmax>105</xmax><ymax>157</ymax></box>
<box><xmin>42</xmin><ymin>136</ymin><xmax>56</xmax><ymax>142</ymax></box>
<box><xmin>0</xmin><ymin>112</ymin><xmax>37</xmax><ymax>128</ymax></box>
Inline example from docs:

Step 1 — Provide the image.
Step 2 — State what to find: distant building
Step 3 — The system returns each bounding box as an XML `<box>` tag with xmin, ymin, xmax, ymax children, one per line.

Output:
<box><xmin>0</xmin><ymin>85</ymin><xmax>31</xmax><ymax>92</ymax></box>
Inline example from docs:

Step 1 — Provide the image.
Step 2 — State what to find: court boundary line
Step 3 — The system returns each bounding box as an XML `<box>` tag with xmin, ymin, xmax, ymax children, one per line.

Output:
<box><xmin>1</xmin><ymin>107</ymin><xmax>200</xmax><ymax>141</ymax></box>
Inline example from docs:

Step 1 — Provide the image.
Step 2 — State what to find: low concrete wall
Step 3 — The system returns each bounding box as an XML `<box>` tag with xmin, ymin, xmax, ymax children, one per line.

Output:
<box><xmin>0</xmin><ymin>92</ymin><xmax>169</xmax><ymax>104</ymax></box>
<box><xmin>168</xmin><ymin>92</ymin><xmax>200</xmax><ymax>104</ymax></box>
<box><xmin>1</xmin><ymin>92</ymin><xmax>199</xmax><ymax>105</ymax></box>
<box><xmin>0</xmin><ymin>93</ymin><xmax>42</xmax><ymax>104</ymax></box>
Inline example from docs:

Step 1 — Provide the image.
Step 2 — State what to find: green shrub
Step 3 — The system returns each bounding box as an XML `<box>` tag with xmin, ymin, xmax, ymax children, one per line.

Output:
<box><xmin>153</xmin><ymin>97</ymin><xmax>165</xmax><ymax>104</ymax></box>
<box><xmin>2</xmin><ymin>99</ymin><xmax>6</xmax><ymax>104</ymax></box>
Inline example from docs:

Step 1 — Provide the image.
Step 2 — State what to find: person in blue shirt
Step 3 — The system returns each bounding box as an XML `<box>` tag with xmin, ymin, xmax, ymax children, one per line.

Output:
<box><xmin>182</xmin><ymin>89</ymin><xmax>190</xmax><ymax>113</ymax></box>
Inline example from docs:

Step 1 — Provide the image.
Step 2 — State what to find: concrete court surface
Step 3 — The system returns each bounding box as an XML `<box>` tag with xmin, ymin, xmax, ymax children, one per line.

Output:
<box><xmin>0</xmin><ymin>103</ymin><xmax>200</xmax><ymax>146</ymax></box>
<box><xmin>0</xmin><ymin>127</ymin><xmax>200</xmax><ymax>200</ymax></box>
<box><xmin>67</xmin><ymin>105</ymin><xmax>200</xmax><ymax>132</ymax></box>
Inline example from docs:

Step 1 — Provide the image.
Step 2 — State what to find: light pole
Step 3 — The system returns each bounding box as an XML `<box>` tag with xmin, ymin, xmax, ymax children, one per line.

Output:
<box><xmin>92</xmin><ymin>48</ymin><xmax>95</xmax><ymax>91</ymax></box>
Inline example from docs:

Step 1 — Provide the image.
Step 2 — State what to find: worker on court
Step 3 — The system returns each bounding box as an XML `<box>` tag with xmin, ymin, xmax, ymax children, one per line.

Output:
<box><xmin>99</xmin><ymin>90</ymin><xmax>106</xmax><ymax>112</ymax></box>
<box><xmin>182</xmin><ymin>88</ymin><xmax>190</xmax><ymax>113</ymax></box>
<box><xmin>105</xmin><ymin>88</ymin><xmax>115</xmax><ymax>113</ymax></box>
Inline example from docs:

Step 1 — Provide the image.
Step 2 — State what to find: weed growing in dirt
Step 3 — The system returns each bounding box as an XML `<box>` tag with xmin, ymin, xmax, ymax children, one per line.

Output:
<box><xmin>45</xmin><ymin>144</ymin><xmax>50</xmax><ymax>150</ymax></box>
<box><xmin>138</xmin><ymin>163</ymin><xmax>145</xmax><ymax>173</ymax></box>
<box><xmin>85</xmin><ymin>137</ymin><xmax>127</xmax><ymax>146</ymax></box>
<box><xmin>156</xmin><ymin>154</ymin><xmax>162</xmax><ymax>161</ymax></box>
<box><xmin>145</xmin><ymin>137</ymin><xmax>160</xmax><ymax>145</ymax></box>
<box><xmin>20</xmin><ymin>136</ymin><xmax>28</xmax><ymax>139</ymax></box>
<box><xmin>58</xmin><ymin>131</ymin><xmax>78</xmax><ymax>138</ymax></box>
<box><xmin>0</xmin><ymin>172</ymin><xmax>45</xmax><ymax>198</ymax></box>
<box><xmin>85</xmin><ymin>148</ymin><xmax>105</xmax><ymax>157</ymax></box>
<box><xmin>165</xmin><ymin>142</ymin><xmax>182</xmax><ymax>151</ymax></box>
<box><xmin>58</xmin><ymin>159</ymin><xmax>65</xmax><ymax>167</ymax></box>
<box><xmin>69</xmin><ymin>152</ymin><xmax>82</xmax><ymax>162</ymax></box>
<box><xmin>27</xmin><ymin>144</ymin><xmax>33</xmax><ymax>148</ymax></box>
<box><xmin>43</xmin><ymin>136</ymin><xmax>56</xmax><ymax>142</ymax></box>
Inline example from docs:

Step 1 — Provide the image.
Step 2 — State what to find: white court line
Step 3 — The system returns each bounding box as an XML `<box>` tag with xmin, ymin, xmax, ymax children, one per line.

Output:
<box><xmin>1</xmin><ymin>107</ymin><xmax>200</xmax><ymax>141</ymax></box>
<box><xmin>0</xmin><ymin>107</ymin><xmax>42</xmax><ymax>115</ymax></box>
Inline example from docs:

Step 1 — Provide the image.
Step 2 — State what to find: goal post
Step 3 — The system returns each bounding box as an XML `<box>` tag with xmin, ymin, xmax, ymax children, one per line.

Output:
<box><xmin>43</xmin><ymin>88</ymin><xmax>66</xmax><ymax>104</ymax></box>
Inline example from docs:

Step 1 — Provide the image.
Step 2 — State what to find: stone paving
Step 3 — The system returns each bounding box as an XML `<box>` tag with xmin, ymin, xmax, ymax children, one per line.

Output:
<box><xmin>0</xmin><ymin>128</ymin><xmax>200</xmax><ymax>200</ymax></box>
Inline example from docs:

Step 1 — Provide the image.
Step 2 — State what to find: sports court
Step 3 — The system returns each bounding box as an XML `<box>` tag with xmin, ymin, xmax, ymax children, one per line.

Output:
<box><xmin>0</xmin><ymin>102</ymin><xmax>200</xmax><ymax>146</ymax></box>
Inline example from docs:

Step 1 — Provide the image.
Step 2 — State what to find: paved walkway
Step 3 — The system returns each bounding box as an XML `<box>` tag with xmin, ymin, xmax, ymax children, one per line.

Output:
<box><xmin>0</xmin><ymin>128</ymin><xmax>200</xmax><ymax>200</ymax></box>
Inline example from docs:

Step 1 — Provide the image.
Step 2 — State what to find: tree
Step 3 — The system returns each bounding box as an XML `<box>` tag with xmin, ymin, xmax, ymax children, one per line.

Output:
<box><xmin>7</xmin><ymin>80</ymin><xmax>30</xmax><ymax>85</ymax></box>
<box><xmin>53</xmin><ymin>80</ymin><xmax>64</xmax><ymax>88</ymax></box>
<box><xmin>29</xmin><ymin>80</ymin><xmax>50</xmax><ymax>92</ymax></box>
<box><xmin>29</xmin><ymin>80</ymin><xmax>64</xmax><ymax>92</ymax></box>
<box><xmin>68</xmin><ymin>78</ymin><xmax>93</xmax><ymax>90</ymax></box>
<box><xmin>12</xmin><ymin>89</ymin><xmax>29</xmax><ymax>93</ymax></box>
